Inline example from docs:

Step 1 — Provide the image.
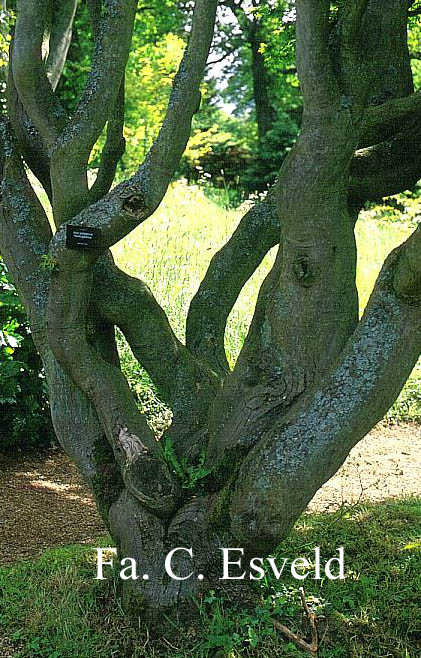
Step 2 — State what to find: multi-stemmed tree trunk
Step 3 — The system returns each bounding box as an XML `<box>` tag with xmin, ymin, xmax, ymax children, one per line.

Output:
<box><xmin>1</xmin><ymin>0</ymin><xmax>420</xmax><ymax>617</ymax></box>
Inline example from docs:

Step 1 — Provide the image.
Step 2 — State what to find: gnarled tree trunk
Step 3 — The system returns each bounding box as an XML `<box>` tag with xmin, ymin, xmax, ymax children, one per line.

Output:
<box><xmin>0</xmin><ymin>0</ymin><xmax>420</xmax><ymax>617</ymax></box>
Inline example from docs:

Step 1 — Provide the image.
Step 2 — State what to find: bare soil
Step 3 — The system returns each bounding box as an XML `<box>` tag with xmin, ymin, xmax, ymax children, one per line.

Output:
<box><xmin>0</xmin><ymin>423</ymin><xmax>420</xmax><ymax>566</ymax></box>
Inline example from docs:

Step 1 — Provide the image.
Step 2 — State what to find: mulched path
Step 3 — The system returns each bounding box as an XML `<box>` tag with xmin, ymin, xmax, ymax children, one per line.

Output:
<box><xmin>0</xmin><ymin>450</ymin><xmax>105</xmax><ymax>565</ymax></box>
<box><xmin>0</xmin><ymin>423</ymin><xmax>420</xmax><ymax>566</ymax></box>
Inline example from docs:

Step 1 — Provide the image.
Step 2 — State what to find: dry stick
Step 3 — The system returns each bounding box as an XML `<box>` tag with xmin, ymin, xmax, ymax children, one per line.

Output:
<box><xmin>273</xmin><ymin>587</ymin><xmax>318</xmax><ymax>657</ymax></box>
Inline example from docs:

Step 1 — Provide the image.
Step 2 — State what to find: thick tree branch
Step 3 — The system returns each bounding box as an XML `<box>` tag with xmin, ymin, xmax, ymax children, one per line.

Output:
<box><xmin>336</xmin><ymin>0</ymin><xmax>369</xmax><ymax>107</ymax></box>
<box><xmin>92</xmin><ymin>254</ymin><xmax>222</xmax><ymax>457</ymax></box>
<box><xmin>89</xmin><ymin>80</ymin><xmax>126</xmax><ymax>204</ymax></box>
<box><xmin>47</xmin><ymin>252</ymin><xmax>180</xmax><ymax>518</ymax></box>
<box><xmin>12</xmin><ymin>0</ymin><xmax>67</xmax><ymax>147</ymax></box>
<box><xmin>295</xmin><ymin>0</ymin><xmax>339</xmax><ymax>114</ymax></box>
<box><xmin>350</xmin><ymin>123</ymin><xmax>421</xmax><ymax>201</ymax></box>
<box><xmin>45</xmin><ymin>0</ymin><xmax>78</xmax><ymax>91</ymax></box>
<box><xmin>359</xmin><ymin>90</ymin><xmax>421</xmax><ymax>148</ymax></box>
<box><xmin>51</xmin><ymin>0</ymin><xmax>137</xmax><ymax>224</ymax></box>
<box><xmin>55</xmin><ymin>0</ymin><xmax>134</xmax><ymax>160</ymax></box>
<box><xmin>229</xmin><ymin>227</ymin><xmax>421</xmax><ymax>552</ymax></box>
<box><xmin>361</xmin><ymin>0</ymin><xmax>413</xmax><ymax>107</ymax></box>
<box><xmin>394</xmin><ymin>226</ymin><xmax>421</xmax><ymax>301</ymax></box>
<box><xmin>6</xmin><ymin>66</ymin><xmax>52</xmax><ymax>199</ymax></box>
<box><xmin>0</xmin><ymin>120</ymin><xmax>52</xmax><ymax>287</ymax></box>
<box><xmin>87</xmin><ymin>0</ymin><xmax>102</xmax><ymax>34</ymax></box>
<box><xmin>186</xmin><ymin>192</ymin><xmax>279</xmax><ymax>376</ymax></box>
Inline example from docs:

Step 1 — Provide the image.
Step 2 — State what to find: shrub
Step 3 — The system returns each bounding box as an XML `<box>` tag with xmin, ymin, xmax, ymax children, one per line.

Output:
<box><xmin>0</xmin><ymin>258</ymin><xmax>55</xmax><ymax>454</ymax></box>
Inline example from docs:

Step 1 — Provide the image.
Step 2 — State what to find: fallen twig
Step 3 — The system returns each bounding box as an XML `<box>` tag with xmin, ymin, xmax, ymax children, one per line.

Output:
<box><xmin>273</xmin><ymin>587</ymin><xmax>318</xmax><ymax>657</ymax></box>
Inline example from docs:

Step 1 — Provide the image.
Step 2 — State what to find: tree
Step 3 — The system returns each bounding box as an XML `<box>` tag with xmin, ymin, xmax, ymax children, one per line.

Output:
<box><xmin>221</xmin><ymin>0</ymin><xmax>278</xmax><ymax>140</ymax></box>
<box><xmin>0</xmin><ymin>0</ymin><xmax>420</xmax><ymax>620</ymax></box>
<box><xmin>212</xmin><ymin>1</ymin><xmax>301</xmax><ymax>192</ymax></box>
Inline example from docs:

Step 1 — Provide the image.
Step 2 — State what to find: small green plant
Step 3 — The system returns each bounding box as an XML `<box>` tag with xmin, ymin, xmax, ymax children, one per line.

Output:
<box><xmin>194</xmin><ymin>585</ymin><xmax>311</xmax><ymax>654</ymax></box>
<box><xmin>162</xmin><ymin>436</ymin><xmax>211</xmax><ymax>490</ymax></box>
<box><xmin>40</xmin><ymin>254</ymin><xmax>59</xmax><ymax>272</ymax></box>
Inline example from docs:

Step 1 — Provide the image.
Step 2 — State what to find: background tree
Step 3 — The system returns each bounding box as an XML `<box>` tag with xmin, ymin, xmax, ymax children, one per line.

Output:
<box><xmin>211</xmin><ymin>0</ymin><xmax>301</xmax><ymax>192</ymax></box>
<box><xmin>221</xmin><ymin>0</ymin><xmax>279</xmax><ymax>141</ymax></box>
<box><xmin>0</xmin><ymin>0</ymin><xmax>420</xmax><ymax>621</ymax></box>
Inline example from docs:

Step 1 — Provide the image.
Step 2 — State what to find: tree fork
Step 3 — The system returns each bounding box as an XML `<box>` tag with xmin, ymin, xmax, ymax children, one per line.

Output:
<box><xmin>186</xmin><ymin>190</ymin><xmax>280</xmax><ymax>376</ymax></box>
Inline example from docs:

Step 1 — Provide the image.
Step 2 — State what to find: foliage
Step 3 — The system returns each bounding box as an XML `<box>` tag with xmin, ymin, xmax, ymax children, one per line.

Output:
<box><xmin>241</xmin><ymin>112</ymin><xmax>299</xmax><ymax>193</ymax></box>
<box><xmin>89</xmin><ymin>32</ymin><xmax>187</xmax><ymax>176</ymax></box>
<box><xmin>55</xmin><ymin>2</ymin><xmax>92</xmax><ymax>114</ymax></box>
<box><xmin>58</xmin><ymin>1</ymin><xmax>183</xmax><ymax>115</ymax></box>
<box><xmin>1</xmin><ymin>499</ymin><xmax>420</xmax><ymax>657</ymax></box>
<box><xmin>256</xmin><ymin>1</ymin><xmax>297</xmax><ymax>78</ymax></box>
<box><xmin>362</xmin><ymin>187</ymin><xmax>421</xmax><ymax>226</ymax></box>
<box><xmin>58</xmin><ymin>2</ymin><xmax>185</xmax><ymax>176</ymax></box>
<box><xmin>178</xmin><ymin>103</ymin><xmax>254</xmax><ymax>204</ymax></box>
<box><xmin>39</xmin><ymin>255</ymin><xmax>59</xmax><ymax>273</ymax></box>
<box><xmin>163</xmin><ymin>436</ymin><xmax>211</xmax><ymax>490</ymax></box>
<box><xmin>116</xmin><ymin>33</ymin><xmax>187</xmax><ymax>173</ymax></box>
<box><xmin>0</xmin><ymin>259</ymin><xmax>54</xmax><ymax>454</ymax></box>
<box><xmin>0</xmin><ymin>6</ymin><xmax>14</xmax><ymax>110</ymax></box>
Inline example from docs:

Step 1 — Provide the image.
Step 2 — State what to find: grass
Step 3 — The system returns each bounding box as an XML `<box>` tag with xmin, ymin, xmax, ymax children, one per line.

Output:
<box><xmin>110</xmin><ymin>181</ymin><xmax>421</xmax><ymax>423</ymax></box>
<box><xmin>0</xmin><ymin>499</ymin><xmax>420</xmax><ymax>657</ymax></box>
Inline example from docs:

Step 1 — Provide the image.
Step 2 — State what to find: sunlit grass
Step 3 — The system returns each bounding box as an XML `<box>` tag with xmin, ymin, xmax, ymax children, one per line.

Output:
<box><xmin>355</xmin><ymin>218</ymin><xmax>413</xmax><ymax>311</ymax></box>
<box><xmin>112</xmin><ymin>181</ymin><xmax>416</xmax><ymax>357</ymax></box>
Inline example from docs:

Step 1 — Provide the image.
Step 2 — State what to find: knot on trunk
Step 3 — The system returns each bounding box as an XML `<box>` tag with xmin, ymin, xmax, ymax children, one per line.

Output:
<box><xmin>118</xmin><ymin>426</ymin><xmax>180</xmax><ymax>518</ymax></box>
<box><xmin>293</xmin><ymin>255</ymin><xmax>315</xmax><ymax>287</ymax></box>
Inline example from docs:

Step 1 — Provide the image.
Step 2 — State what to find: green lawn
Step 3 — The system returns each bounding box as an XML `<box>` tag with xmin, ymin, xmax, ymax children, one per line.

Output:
<box><xmin>1</xmin><ymin>499</ymin><xmax>420</xmax><ymax>657</ymax></box>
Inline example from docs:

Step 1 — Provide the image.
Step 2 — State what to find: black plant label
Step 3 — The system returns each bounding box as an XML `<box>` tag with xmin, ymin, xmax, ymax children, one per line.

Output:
<box><xmin>66</xmin><ymin>225</ymin><xmax>101</xmax><ymax>250</ymax></box>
